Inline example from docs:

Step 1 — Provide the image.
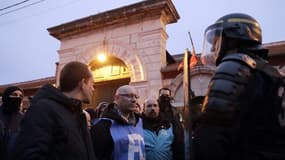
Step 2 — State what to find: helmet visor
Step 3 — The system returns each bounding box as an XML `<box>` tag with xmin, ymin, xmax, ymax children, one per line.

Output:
<box><xmin>201</xmin><ymin>27</ymin><xmax>223</xmax><ymax>68</ymax></box>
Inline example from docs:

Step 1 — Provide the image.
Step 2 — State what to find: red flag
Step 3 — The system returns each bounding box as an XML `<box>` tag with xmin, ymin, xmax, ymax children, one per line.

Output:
<box><xmin>189</xmin><ymin>54</ymin><xmax>198</xmax><ymax>68</ymax></box>
<box><xmin>177</xmin><ymin>51</ymin><xmax>199</xmax><ymax>71</ymax></box>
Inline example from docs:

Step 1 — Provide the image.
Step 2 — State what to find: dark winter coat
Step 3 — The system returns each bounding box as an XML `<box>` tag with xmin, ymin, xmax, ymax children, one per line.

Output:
<box><xmin>12</xmin><ymin>84</ymin><xmax>96</xmax><ymax>160</ymax></box>
<box><xmin>0</xmin><ymin>104</ymin><xmax>24</xmax><ymax>160</ymax></box>
<box><xmin>0</xmin><ymin>120</ymin><xmax>5</xmax><ymax>159</ymax></box>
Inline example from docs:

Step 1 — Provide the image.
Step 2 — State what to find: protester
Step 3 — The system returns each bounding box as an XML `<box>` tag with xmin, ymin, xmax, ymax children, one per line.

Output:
<box><xmin>91</xmin><ymin>85</ymin><xmax>145</xmax><ymax>160</ymax></box>
<box><xmin>94</xmin><ymin>101</ymin><xmax>109</xmax><ymax>119</ymax></box>
<box><xmin>142</xmin><ymin>98</ymin><xmax>176</xmax><ymax>160</ymax></box>
<box><xmin>194</xmin><ymin>13</ymin><xmax>285</xmax><ymax>160</ymax></box>
<box><xmin>158</xmin><ymin>87</ymin><xmax>185</xmax><ymax>160</ymax></box>
<box><xmin>12</xmin><ymin>61</ymin><xmax>97</xmax><ymax>160</ymax></box>
<box><xmin>0</xmin><ymin>86</ymin><xmax>24</xmax><ymax>160</ymax></box>
<box><xmin>134</xmin><ymin>102</ymin><xmax>143</xmax><ymax>116</ymax></box>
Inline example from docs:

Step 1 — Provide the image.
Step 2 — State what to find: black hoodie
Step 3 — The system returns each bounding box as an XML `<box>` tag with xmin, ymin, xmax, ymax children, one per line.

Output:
<box><xmin>0</xmin><ymin>86</ymin><xmax>24</xmax><ymax>160</ymax></box>
<box><xmin>12</xmin><ymin>84</ymin><xmax>96</xmax><ymax>160</ymax></box>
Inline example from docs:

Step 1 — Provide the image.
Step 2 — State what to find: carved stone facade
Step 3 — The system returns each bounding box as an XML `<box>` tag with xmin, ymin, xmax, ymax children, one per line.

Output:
<box><xmin>48</xmin><ymin>0</ymin><xmax>186</xmax><ymax>105</ymax></box>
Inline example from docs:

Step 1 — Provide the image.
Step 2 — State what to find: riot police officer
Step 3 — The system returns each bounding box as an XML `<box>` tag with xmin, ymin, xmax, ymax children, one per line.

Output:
<box><xmin>193</xmin><ymin>13</ymin><xmax>285</xmax><ymax>160</ymax></box>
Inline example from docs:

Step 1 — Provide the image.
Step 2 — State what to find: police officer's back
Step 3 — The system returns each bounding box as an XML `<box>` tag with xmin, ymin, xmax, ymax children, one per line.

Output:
<box><xmin>193</xmin><ymin>13</ymin><xmax>285</xmax><ymax>160</ymax></box>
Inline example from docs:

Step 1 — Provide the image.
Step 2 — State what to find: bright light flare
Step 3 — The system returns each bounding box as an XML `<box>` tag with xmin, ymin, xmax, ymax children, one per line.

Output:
<box><xmin>97</xmin><ymin>53</ymin><xmax>107</xmax><ymax>62</ymax></box>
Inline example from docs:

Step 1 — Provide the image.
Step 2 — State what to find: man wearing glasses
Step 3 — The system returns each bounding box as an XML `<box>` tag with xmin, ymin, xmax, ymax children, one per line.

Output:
<box><xmin>91</xmin><ymin>85</ymin><xmax>145</xmax><ymax>160</ymax></box>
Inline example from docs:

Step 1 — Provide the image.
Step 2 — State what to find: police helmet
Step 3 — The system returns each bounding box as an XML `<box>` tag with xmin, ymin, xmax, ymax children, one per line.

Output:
<box><xmin>201</xmin><ymin>13</ymin><xmax>262</xmax><ymax>66</ymax></box>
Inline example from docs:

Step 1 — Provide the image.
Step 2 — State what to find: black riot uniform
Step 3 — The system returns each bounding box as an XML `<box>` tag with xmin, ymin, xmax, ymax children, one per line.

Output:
<box><xmin>193</xmin><ymin>13</ymin><xmax>285</xmax><ymax>160</ymax></box>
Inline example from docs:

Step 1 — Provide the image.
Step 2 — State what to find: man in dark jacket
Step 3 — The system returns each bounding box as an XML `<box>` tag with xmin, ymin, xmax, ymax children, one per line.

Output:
<box><xmin>0</xmin><ymin>86</ymin><xmax>24</xmax><ymax>160</ymax></box>
<box><xmin>12</xmin><ymin>61</ymin><xmax>97</xmax><ymax>160</ymax></box>
<box><xmin>91</xmin><ymin>85</ymin><xmax>145</xmax><ymax>160</ymax></box>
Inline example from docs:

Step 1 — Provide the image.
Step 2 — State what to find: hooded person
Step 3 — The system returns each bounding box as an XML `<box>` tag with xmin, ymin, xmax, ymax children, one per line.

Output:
<box><xmin>0</xmin><ymin>86</ymin><xmax>24</xmax><ymax>160</ymax></box>
<box><xmin>12</xmin><ymin>61</ymin><xmax>97</xmax><ymax>160</ymax></box>
<box><xmin>1</xmin><ymin>86</ymin><xmax>24</xmax><ymax>113</ymax></box>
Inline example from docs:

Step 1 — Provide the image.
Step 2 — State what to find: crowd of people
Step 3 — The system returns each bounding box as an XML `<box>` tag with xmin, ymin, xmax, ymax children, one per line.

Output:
<box><xmin>0</xmin><ymin>61</ymin><xmax>185</xmax><ymax>160</ymax></box>
<box><xmin>1</xmin><ymin>12</ymin><xmax>285</xmax><ymax>160</ymax></box>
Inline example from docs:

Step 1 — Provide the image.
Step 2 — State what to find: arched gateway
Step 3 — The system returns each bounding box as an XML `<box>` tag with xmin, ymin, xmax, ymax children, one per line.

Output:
<box><xmin>48</xmin><ymin>0</ymin><xmax>181</xmax><ymax>106</ymax></box>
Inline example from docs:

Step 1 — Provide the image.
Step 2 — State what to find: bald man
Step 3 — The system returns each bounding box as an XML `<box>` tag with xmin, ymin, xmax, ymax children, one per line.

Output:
<box><xmin>91</xmin><ymin>85</ymin><xmax>145</xmax><ymax>160</ymax></box>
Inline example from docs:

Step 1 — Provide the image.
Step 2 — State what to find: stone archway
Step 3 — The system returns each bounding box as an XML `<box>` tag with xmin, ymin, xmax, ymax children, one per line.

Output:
<box><xmin>50</xmin><ymin>0</ymin><xmax>180</xmax><ymax>105</ymax></box>
<box><xmin>76</xmin><ymin>41</ymin><xmax>146</xmax><ymax>83</ymax></box>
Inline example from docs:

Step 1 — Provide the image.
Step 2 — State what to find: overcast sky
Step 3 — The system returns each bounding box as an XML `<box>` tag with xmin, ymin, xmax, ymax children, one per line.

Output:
<box><xmin>0</xmin><ymin>0</ymin><xmax>284</xmax><ymax>85</ymax></box>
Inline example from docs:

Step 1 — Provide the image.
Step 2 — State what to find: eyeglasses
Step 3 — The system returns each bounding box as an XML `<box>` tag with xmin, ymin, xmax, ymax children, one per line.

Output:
<box><xmin>146</xmin><ymin>104</ymin><xmax>158</xmax><ymax>108</ymax></box>
<box><xmin>118</xmin><ymin>94</ymin><xmax>139</xmax><ymax>99</ymax></box>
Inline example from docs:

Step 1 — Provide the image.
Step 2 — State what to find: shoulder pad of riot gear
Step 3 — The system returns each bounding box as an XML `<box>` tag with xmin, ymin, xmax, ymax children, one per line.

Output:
<box><xmin>221</xmin><ymin>53</ymin><xmax>256</xmax><ymax>69</ymax></box>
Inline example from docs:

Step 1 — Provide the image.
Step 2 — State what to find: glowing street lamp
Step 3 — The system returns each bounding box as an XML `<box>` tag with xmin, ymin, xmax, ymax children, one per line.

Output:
<box><xmin>97</xmin><ymin>53</ymin><xmax>107</xmax><ymax>62</ymax></box>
